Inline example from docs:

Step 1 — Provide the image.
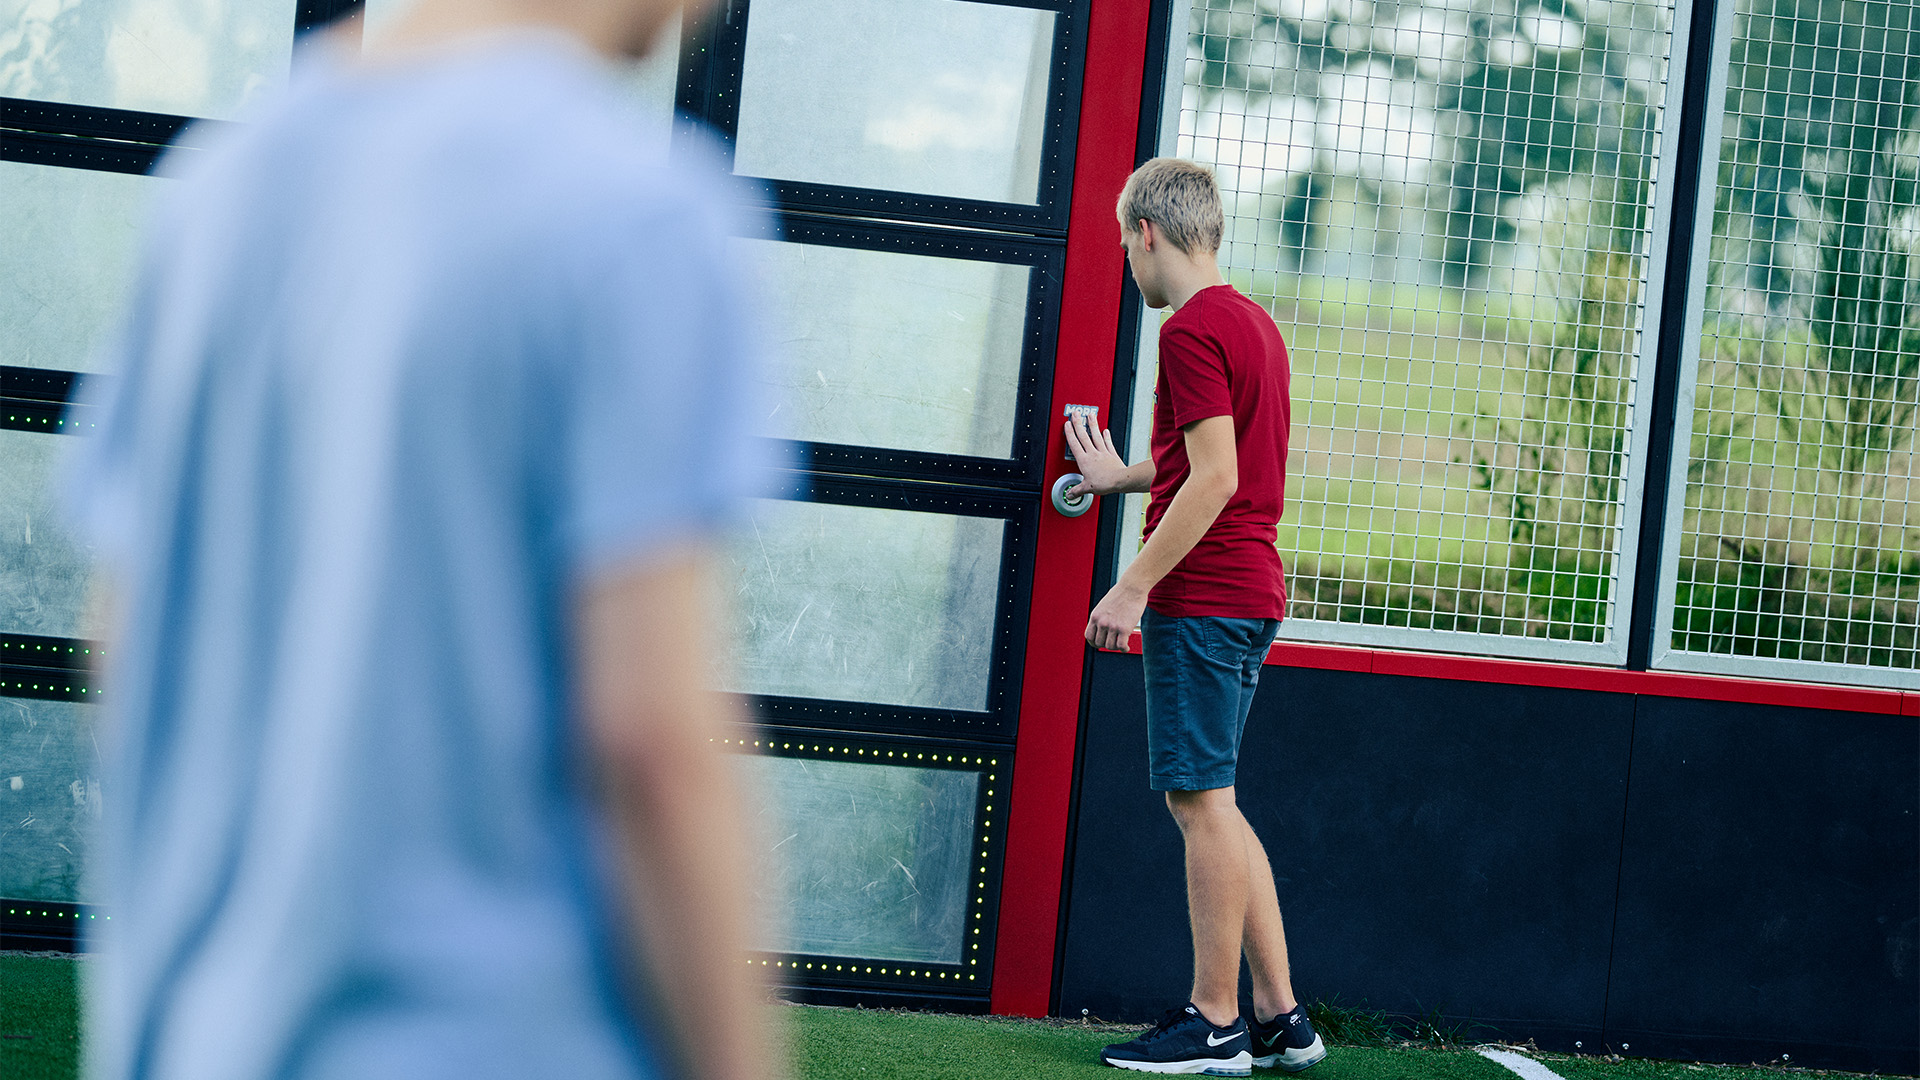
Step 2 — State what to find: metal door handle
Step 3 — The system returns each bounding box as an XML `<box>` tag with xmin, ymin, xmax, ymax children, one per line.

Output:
<box><xmin>1051</xmin><ymin>473</ymin><xmax>1092</xmax><ymax>517</ymax></box>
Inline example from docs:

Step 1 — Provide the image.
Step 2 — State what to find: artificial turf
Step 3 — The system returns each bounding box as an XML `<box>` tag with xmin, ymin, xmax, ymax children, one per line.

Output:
<box><xmin>785</xmin><ymin>1006</ymin><xmax>1878</xmax><ymax>1080</ymax></box>
<box><xmin>788</xmin><ymin>1006</ymin><xmax>1518</xmax><ymax>1080</ymax></box>
<box><xmin>0</xmin><ymin>954</ymin><xmax>1893</xmax><ymax>1080</ymax></box>
<box><xmin>0</xmin><ymin>954</ymin><xmax>82</xmax><ymax>1080</ymax></box>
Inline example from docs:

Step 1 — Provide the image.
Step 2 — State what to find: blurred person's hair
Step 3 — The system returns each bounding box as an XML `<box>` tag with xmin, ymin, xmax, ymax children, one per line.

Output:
<box><xmin>1115</xmin><ymin>158</ymin><xmax>1223</xmax><ymax>255</ymax></box>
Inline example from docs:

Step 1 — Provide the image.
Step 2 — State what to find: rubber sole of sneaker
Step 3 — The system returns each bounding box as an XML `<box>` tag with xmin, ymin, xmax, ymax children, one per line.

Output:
<box><xmin>1101</xmin><ymin>1050</ymin><xmax>1254</xmax><ymax>1076</ymax></box>
<box><xmin>1251</xmin><ymin>1033</ymin><xmax>1326</xmax><ymax>1071</ymax></box>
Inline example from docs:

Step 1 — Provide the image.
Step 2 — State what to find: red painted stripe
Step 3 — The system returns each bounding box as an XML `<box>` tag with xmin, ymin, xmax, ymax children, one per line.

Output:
<box><xmin>1366</xmin><ymin>651</ymin><xmax>1901</xmax><ymax>713</ymax></box>
<box><xmin>1268</xmin><ymin>640</ymin><xmax>1372</xmax><ymax>673</ymax></box>
<box><xmin>990</xmin><ymin>0</ymin><xmax>1154</xmax><ymax>1019</ymax></box>
<box><xmin>1101</xmin><ymin>637</ymin><xmax>1906</xmax><ymax>715</ymax></box>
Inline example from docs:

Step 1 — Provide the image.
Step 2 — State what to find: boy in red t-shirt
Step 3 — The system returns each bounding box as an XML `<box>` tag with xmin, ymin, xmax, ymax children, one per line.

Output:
<box><xmin>1066</xmin><ymin>158</ymin><xmax>1324</xmax><ymax>1076</ymax></box>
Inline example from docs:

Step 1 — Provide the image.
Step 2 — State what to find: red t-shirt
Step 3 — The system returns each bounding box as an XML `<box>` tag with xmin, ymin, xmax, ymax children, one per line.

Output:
<box><xmin>1142</xmin><ymin>285</ymin><xmax>1291</xmax><ymax>619</ymax></box>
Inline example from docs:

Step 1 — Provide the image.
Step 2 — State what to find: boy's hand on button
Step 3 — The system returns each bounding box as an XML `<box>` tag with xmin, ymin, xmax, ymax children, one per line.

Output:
<box><xmin>1064</xmin><ymin>415</ymin><xmax>1129</xmax><ymax>497</ymax></box>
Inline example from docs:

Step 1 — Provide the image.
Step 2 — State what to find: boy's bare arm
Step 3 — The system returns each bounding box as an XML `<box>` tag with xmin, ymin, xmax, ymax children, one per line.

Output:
<box><xmin>1084</xmin><ymin>415</ymin><xmax>1237</xmax><ymax>650</ymax></box>
<box><xmin>574</xmin><ymin>547</ymin><xmax>783</xmax><ymax>1080</ymax></box>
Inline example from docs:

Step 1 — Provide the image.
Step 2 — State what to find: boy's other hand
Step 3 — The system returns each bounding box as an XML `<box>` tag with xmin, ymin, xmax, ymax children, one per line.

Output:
<box><xmin>1086</xmin><ymin>580</ymin><xmax>1147</xmax><ymax>651</ymax></box>
<box><xmin>1064</xmin><ymin>415</ymin><xmax>1130</xmax><ymax>496</ymax></box>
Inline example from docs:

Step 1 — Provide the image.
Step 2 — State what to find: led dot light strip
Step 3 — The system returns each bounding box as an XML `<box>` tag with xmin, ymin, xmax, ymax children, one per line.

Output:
<box><xmin>0</xmin><ymin>634</ymin><xmax>101</xmax><ymax>702</ymax></box>
<box><xmin>0</xmin><ymin>365</ymin><xmax>95</xmax><ymax>435</ymax></box>
<box><xmin>0</xmin><ymin>900</ymin><xmax>106</xmax><ymax>951</ymax></box>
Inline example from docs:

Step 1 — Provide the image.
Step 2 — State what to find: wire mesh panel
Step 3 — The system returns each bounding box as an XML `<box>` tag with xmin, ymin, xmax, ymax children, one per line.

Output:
<box><xmin>1657</xmin><ymin>0</ymin><xmax>1918</xmax><ymax>684</ymax></box>
<box><xmin>1132</xmin><ymin>0</ymin><xmax>1677</xmax><ymax>659</ymax></box>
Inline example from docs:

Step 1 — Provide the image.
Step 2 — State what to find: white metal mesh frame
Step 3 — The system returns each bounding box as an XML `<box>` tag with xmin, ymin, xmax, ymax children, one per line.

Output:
<box><xmin>1120</xmin><ymin>0</ymin><xmax>1685</xmax><ymax>662</ymax></box>
<box><xmin>1651</xmin><ymin>0</ymin><xmax>1920</xmax><ymax>688</ymax></box>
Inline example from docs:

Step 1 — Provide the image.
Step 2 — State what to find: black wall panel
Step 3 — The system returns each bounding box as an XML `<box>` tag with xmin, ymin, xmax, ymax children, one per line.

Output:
<box><xmin>1056</xmin><ymin>653</ymin><xmax>1920</xmax><ymax>1075</ymax></box>
<box><xmin>1606</xmin><ymin>697</ymin><xmax>1919</xmax><ymax>1073</ymax></box>
<box><xmin>1059</xmin><ymin>653</ymin><xmax>1633</xmax><ymax>1045</ymax></box>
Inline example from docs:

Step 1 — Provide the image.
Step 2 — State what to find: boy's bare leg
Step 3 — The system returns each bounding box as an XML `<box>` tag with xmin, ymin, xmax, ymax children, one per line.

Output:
<box><xmin>1166</xmin><ymin>786</ymin><xmax>1251</xmax><ymax>1027</ymax></box>
<box><xmin>1241</xmin><ymin>818</ymin><xmax>1299</xmax><ymax>1023</ymax></box>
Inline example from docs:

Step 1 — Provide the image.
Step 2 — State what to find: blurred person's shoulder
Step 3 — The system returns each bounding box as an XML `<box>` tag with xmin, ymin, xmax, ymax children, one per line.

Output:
<box><xmin>447</xmin><ymin>33</ymin><xmax>759</xmax><ymax>254</ymax></box>
<box><xmin>156</xmin><ymin>31</ymin><xmax>754</xmax><ymax>247</ymax></box>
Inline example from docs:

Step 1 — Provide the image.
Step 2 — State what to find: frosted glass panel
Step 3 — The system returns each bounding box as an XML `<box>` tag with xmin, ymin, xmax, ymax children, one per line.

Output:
<box><xmin>723</xmin><ymin>499</ymin><xmax>1002</xmax><ymax>711</ymax></box>
<box><xmin>0</xmin><ymin>0</ymin><xmax>294</xmax><ymax>118</ymax></box>
<box><xmin>745</xmin><ymin>754</ymin><xmax>977</xmax><ymax>963</ymax></box>
<box><xmin>747</xmin><ymin>239</ymin><xmax>1029</xmax><ymax>458</ymax></box>
<box><xmin>0</xmin><ymin>162</ymin><xmax>152</xmax><ymax>375</ymax></box>
<box><xmin>0</xmin><ymin>699</ymin><xmax>102</xmax><ymax>903</ymax></box>
<box><xmin>0</xmin><ymin>430</ymin><xmax>98</xmax><ymax>639</ymax></box>
<box><xmin>734</xmin><ymin>0</ymin><xmax>1055</xmax><ymax>204</ymax></box>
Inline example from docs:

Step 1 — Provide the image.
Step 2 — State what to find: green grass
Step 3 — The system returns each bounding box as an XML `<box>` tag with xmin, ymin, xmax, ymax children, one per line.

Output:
<box><xmin>789</xmin><ymin>1005</ymin><xmax>1892</xmax><ymax>1080</ymax></box>
<box><xmin>0</xmin><ymin>955</ymin><xmax>82</xmax><ymax>1080</ymax></box>
<box><xmin>789</xmin><ymin>1005</ymin><xmax>1518</xmax><ymax>1080</ymax></box>
<box><xmin>0</xmin><ymin>955</ymin><xmax>1897</xmax><ymax>1080</ymax></box>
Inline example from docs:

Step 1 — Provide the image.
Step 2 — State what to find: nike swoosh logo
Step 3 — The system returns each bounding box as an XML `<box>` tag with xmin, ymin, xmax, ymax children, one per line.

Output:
<box><xmin>1206</xmin><ymin>1032</ymin><xmax>1242</xmax><ymax>1047</ymax></box>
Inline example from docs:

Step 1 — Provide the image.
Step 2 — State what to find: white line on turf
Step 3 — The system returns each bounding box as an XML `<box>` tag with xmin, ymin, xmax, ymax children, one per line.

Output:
<box><xmin>1476</xmin><ymin>1047</ymin><xmax>1570</xmax><ymax>1080</ymax></box>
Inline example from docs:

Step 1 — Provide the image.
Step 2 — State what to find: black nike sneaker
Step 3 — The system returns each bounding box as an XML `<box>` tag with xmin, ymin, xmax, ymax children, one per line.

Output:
<box><xmin>1247</xmin><ymin>1005</ymin><xmax>1325</xmax><ymax>1071</ymax></box>
<box><xmin>1100</xmin><ymin>1002</ymin><xmax>1254</xmax><ymax>1075</ymax></box>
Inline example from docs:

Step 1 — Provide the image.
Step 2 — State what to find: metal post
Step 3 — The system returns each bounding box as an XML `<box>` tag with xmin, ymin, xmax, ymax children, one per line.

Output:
<box><xmin>1625</xmin><ymin>0</ymin><xmax>1728</xmax><ymax>670</ymax></box>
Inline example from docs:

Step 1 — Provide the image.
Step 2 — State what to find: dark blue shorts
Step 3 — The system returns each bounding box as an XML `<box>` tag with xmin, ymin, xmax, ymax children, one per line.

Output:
<box><xmin>1141</xmin><ymin>608</ymin><xmax>1282</xmax><ymax>792</ymax></box>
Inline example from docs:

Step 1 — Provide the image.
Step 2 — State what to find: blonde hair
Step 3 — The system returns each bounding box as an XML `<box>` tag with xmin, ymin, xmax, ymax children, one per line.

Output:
<box><xmin>1115</xmin><ymin>157</ymin><xmax>1223</xmax><ymax>255</ymax></box>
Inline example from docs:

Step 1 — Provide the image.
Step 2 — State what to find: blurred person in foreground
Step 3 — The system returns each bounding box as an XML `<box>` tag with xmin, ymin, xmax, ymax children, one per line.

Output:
<box><xmin>1066</xmin><ymin>159</ymin><xmax>1323</xmax><ymax>1076</ymax></box>
<box><xmin>65</xmin><ymin>1</ymin><xmax>782</xmax><ymax>1078</ymax></box>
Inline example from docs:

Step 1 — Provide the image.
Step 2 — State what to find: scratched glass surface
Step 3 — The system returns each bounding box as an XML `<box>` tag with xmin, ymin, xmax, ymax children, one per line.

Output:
<box><xmin>0</xmin><ymin>162</ymin><xmax>152</xmax><ymax>375</ymax></box>
<box><xmin>0</xmin><ymin>699</ymin><xmax>102</xmax><ymax>903</ymax></box>
<box><xmin>722</xmin><ymin>499</ymin><xmax>1002</xmax><ymax>712</ymax></box>
<box><xmin>743</xmin><ymin>753</ymin><xmax>978</xmax><ymax>964</ymax></box>
<box><xmin>0</xmin><ymin>0</ymin><xmax>294</xmax><ymax>118</ymax></box>
<box><xmin>733</xmin><ymin>0</ymin><xmax>1056</xmax><ymax>204</ymax></box>
<box><xmin>746</xmin><ymin>238</ymin><xmax>1029</xmax><ymax>459</ymax></box>
<box><xmin>0</xmin><ymin>430</ymin><xmax>98</xmax><ymax>640</ymax></box>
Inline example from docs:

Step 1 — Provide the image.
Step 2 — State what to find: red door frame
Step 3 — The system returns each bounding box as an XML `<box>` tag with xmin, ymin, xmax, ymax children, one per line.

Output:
<box><xmin>990</xmin><ymin>0</ymin><xmax>1157</xmax><ymax>1018</ymax></box>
